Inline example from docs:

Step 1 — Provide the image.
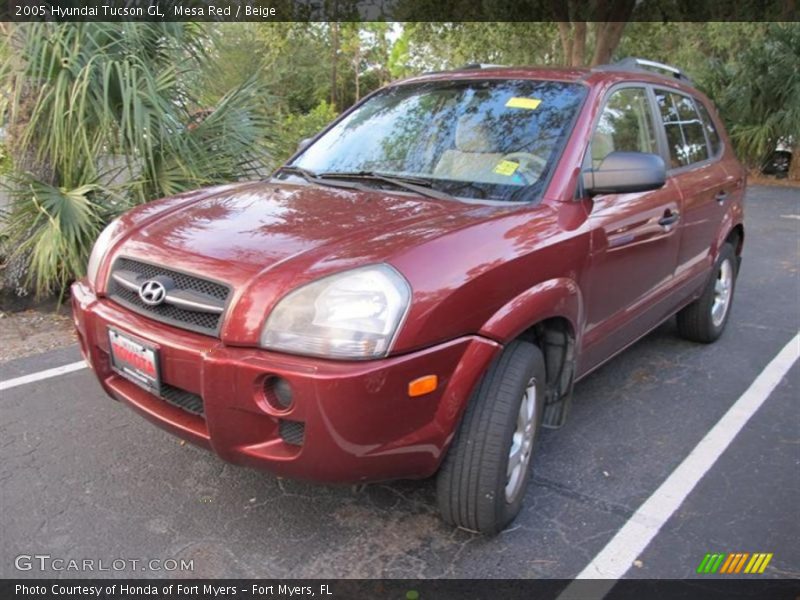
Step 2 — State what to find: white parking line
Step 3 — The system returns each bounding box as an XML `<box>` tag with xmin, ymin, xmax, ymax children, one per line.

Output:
<box><xmin>0</xmin><ymin>360</ymin><xmax>88</xmax><ymax>392</ymax></box>
<box><xmin>558</xmin><ymin>331</ymin><xmax>800</xmax><ymax>599</ymax></box>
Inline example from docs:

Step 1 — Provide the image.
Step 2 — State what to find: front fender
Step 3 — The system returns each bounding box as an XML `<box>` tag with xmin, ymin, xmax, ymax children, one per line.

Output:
<box><xmin>478</xmin><ymin>277</ymin><xmax>583</xmax><ymax>346</ymax></box>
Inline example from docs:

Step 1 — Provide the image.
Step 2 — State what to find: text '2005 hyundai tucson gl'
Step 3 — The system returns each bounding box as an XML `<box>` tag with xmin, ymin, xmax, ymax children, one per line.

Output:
<box><xmin>72</xmin><ymin>58</ymin><xmax>745</xmax><ymax>534</ymax></box>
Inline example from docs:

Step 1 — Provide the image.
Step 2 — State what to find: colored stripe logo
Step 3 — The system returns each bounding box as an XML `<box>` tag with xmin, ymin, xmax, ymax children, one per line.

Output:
<box><xmin>697</xmin><ymin>552</ymin><xmax>773</xmax><ymax>574</ymax></box>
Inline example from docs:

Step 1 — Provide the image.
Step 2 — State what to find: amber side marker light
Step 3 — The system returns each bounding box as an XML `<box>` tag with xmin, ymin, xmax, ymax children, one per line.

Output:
<box><xmin>408</xmin><ymin>375</ymin><xmax>438</xmax><ymax>397</ymax></box>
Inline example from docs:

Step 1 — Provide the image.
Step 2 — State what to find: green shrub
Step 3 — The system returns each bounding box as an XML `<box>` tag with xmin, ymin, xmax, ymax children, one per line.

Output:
<box><xmin>274</xmin><ymin>101</ymin><xmax>339</xmax><ymax>165</ymax></box>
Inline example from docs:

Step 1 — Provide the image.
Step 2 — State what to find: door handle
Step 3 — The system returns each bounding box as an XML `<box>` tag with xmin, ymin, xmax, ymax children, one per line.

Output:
<box><xmin>715</xmin><ymin>191</ymin><xmax>729</xmax><ymax>204</ymax></box>
<box><xmin>658</xmin><ymin>209</ymin><xmax>680</xmax><ymax>229</ymax></box>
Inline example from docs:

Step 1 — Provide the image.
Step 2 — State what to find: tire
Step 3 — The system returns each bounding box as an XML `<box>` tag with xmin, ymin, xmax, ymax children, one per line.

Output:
<box><xmin>436</xmin><ymin>340</ymin><xmax>545</xmax><ymax>534</ymax></box>
<box><xmin>677</xmin><ymin>242</ymin><xmax>738</xmax><ymax>343</ymax></box>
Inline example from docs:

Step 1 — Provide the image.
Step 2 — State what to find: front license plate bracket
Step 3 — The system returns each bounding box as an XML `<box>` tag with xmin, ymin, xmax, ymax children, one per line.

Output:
<box><xmin>108</xmin><ymin>328</ymin><xmax>161</xmax><ymax>395</ymax></box>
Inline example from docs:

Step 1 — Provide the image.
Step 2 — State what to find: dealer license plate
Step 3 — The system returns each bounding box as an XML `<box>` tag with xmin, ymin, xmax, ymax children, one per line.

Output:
<box><xmin>108</xmin><ymin>328</ymin><xmax>161</xmax><ymax>394</ymax></box>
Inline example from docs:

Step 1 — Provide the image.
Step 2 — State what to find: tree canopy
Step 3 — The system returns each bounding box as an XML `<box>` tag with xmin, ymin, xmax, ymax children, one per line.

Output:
<box><xmin>1</xmin><ymin>21</ymin><xmax>797</xmax><ymax>297</ymax></box>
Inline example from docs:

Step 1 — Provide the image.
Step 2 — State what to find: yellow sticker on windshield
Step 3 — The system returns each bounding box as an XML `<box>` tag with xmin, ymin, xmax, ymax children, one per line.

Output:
<box><xmin>493</xmin><ymin>160</ymin><xmax>519</xmax><ymax>176</ymax></box>
<box><xmin>506</xmin><ymin>97</ymin><xmax>542</xmax><ymax>110</ymax></box>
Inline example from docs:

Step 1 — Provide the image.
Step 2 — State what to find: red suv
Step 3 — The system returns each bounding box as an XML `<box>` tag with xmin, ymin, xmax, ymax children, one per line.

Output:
<box><xmin>72</xmin><ymin>58</ymin><xmax>745</xmax><ymax>533</ymax></box>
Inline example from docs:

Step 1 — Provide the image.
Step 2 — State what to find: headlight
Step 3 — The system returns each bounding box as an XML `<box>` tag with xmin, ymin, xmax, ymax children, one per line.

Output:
<box><xmin>86</xmin><ymin>218</ymin><xmax>121</xmax><ymax>290</ymax></box>
<box><xmin>261</xmin><ymin>265</ymin><xmax>411</xmax><ymax>360</ymax></box>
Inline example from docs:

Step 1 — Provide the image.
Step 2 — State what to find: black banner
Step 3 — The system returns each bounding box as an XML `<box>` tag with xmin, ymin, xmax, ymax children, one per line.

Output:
<box><xmin>2</xmin><ymin>0</ymin><xmax>799</xmax><ymax>22</ymax></box>
<box><xmin>3</xmin><ymin>579</ymin><xmax>800</xmax><ymax>600</ymax></box>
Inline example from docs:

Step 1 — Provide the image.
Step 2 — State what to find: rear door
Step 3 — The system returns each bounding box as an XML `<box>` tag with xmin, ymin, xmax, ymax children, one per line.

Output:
<box><xmin>579</xmin><ymin>85</ymin><xmax>683</xmax><ymax>374</ymax></box>
<box><xmin>652</xmin><ymin>88</ymin><xmax>733</xmax><ymax>294</ymax></box>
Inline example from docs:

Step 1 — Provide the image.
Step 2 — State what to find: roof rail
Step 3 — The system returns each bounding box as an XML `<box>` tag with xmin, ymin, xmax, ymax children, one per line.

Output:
<box><xmin>459</xmin><ymin>63</ymin><xmax>506</xmax><ymax>70</ymax></box>
<box><xmin>420</xmin><ymin>63</ymin><xmax>506</xmax><ymax>76</ymax></box>
<box><xmin>596</xmin><ymin>57</ymin><xmax>693</xmax><ymax>85</ymax></box>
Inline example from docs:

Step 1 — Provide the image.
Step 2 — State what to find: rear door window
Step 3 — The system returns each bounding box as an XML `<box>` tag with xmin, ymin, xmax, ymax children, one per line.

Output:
<box><xmin>654</xmin><ymin>90</ymin><xmax>710</xmax><ymax>168</ymax></box>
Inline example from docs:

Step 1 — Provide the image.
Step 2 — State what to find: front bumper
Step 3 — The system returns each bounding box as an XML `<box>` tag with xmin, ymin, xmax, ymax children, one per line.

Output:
<box><xmin>71</xmin><ymin>279</ymin><xmax>501</xmax><ymax>483</ymax></box>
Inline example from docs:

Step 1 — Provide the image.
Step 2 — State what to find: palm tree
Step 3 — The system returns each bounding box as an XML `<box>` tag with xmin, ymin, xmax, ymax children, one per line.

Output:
<box><xmin>1</xmin><ymin>23</ymin><xmax>274</xmax><ymax>297</ymax></box>
<box><xmin>720</xmin><ymin>23</ymin><xmax>800</xmax><ymax>180</ymax></box>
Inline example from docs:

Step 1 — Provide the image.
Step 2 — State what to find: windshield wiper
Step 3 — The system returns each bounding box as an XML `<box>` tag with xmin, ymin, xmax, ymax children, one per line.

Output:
<box><xmin>321</xmin><ymin>170</ymin><xmax>433</xmax><ymax>186</ymax></box>
<box><xmin>274</xmin><ymin>166</ymin><xmax>369</xmax><ymax>191</ymax></box>
<box><xmin>317</xmin><ymin>170</ymin><xmax>457</xmax><ymax>202</ymax></box>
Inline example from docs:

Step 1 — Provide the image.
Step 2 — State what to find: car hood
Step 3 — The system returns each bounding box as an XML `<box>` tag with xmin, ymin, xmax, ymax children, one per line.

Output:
<box><xmin>114</xmin><ymin>180</ymin><xmax>509</xmax><ymax>290</ymax></box>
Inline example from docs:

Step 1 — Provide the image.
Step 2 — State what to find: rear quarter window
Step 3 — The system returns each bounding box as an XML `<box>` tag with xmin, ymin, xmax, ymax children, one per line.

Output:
<box><xmin>654</xmin><ymin>89</ymin><xmax>710</xmax><ymax>168</ymax></box>
<box><xmin>694</xmin><ymin>100</ymin><xmax>723</xmax><ymax>157</ymax></box>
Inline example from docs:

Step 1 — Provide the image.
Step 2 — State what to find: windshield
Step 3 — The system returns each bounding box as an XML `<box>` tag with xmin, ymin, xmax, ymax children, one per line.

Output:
<box><xmin>288</xmin><ymin>79</ymin><xmax>587</xmax><ymax>202</ymax></box>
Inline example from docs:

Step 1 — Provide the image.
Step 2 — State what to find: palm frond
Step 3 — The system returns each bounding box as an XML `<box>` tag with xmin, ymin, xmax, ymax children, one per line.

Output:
<box><xmin>3</xmin><ymin>23</ymin><xmax>275</xmax><ymax>296</ymax></box>
<box><xmin>5</xmin><ymin>174</ymin><xmax>102</xmax><ymax>296</ymax></box>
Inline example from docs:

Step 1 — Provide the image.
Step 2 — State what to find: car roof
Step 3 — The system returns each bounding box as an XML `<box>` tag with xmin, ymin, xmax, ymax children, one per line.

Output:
<box><xmin>400</xmin><ymin>66</ymin><xmax>592</xmax><ymax>86</ymax></box>
<box><xmin>396</xmin><ymin>60</ymin><xmax>701</xmax><ymax>97</ymax></box>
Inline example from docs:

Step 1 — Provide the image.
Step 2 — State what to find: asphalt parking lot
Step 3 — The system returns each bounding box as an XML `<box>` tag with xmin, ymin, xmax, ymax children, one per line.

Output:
<box><xmin>1</xmin><ymin>185</ymin><xmax>798</xmax><ymax>580</ymax></box>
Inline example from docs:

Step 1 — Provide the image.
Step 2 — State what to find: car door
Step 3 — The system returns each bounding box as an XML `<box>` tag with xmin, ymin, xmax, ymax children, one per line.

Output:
<box><xmin>578</xmin><ymin>85</ymin><xmax>683</xmax><ymax>375</ymax></box>
<box><xmin>652</xmin><ymin>88</ymin><xmax>733</xmax><ymax>294</ymax></box>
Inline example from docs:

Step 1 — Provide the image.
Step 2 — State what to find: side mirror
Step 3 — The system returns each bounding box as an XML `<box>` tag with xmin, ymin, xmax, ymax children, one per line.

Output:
<box><xmin>582</xmin><ymin>151</ymin><xmax>666</xmax><ymax>196</ymax></box>
<box><xmin>296</xmin><ymin>137</ymin><xmax>313</xmax><ymax>153</ymax></box>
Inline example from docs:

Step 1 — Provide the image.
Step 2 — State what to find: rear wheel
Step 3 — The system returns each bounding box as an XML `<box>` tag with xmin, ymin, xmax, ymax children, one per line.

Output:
<box><xmin>436</xmin><ymin>340</ymin><xmax>545</xmax><ymax>534</ymax></box>
<box><xmin>677</xmin><ymin>243</ymin><xmax>738</xmax><ymax>343</ymax></box>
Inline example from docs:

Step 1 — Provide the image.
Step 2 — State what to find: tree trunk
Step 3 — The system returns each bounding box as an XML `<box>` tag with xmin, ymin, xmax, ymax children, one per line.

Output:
<box><xmin>556</xmin><ymin>16</ymin><xmax>624</xmax><ymax>67</ymax></box>
<box><xmin>557</xmin><ymin>22</ymin><xmax>573</xmax><ymax>66</ymax></box>
<box><xmin>552</xmin><ymin>0</ymin><xmax>634</xmax><ymax>67</ymax></box>
<box><xmin>572</xmin><ymin>22</ymin><xmax>587</xmax><ymax>66</ymax></box>
<box><xmin>380</xmin><ymin>30</ymin><xmax>390</xmax><ymax>85</ymax></box>
<box><xmin>353</xmin><ymin>39</ymin><xmax>360</xmax><ymax>102</ymax></box>
<box><xmin>556</xmin><ymin>22</ymin><xmax>588</xmax><ymax>66</ymax></box>
<box><xmin>589</xmin><ymin>0</ymin><xmax>636</xmax><ymax>66</ymax></box>
<box><xmin>330</xmin><ymin>22</ymin><xmax>339</xmax><ymax>110</ymax></box>
<box><xmin>591</xmin><ymin>21</ymin><xmax>628</xmax><ymax>66</ymax></box>
<box><xmin>789</xmin><ymin>145</ymin><xmax>800</xmax><ymax>181</ymax></box>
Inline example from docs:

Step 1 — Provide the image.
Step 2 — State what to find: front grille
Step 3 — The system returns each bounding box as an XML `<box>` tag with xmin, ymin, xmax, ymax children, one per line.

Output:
<box><xmin>161</xmin><ymin>383</ymin><xmax>204</xmax><ymax>416</ymax></box>
<box><xmin>279</xmin><ymin>419</ymin><xmax>305</xmax><ymax>446</ymax></box>
<box><xmin>107</xmin><ymin>257</ymin><xmax>231</xmax><ymax>337</ymax></box>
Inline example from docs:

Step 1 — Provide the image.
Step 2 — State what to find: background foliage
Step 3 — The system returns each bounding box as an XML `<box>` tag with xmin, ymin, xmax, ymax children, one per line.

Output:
<box><xmin>1</xmin><ymin>23</ymin><xmax>273</xmax><ymax>297</ymax></box>
<box><xmin>0</xmin><ymin>21</ymin><xmax>797</xmax><ymax>298</ymax></box>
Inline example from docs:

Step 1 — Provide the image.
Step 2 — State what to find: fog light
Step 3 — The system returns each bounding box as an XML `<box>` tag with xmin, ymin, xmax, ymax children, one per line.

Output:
<box><xmin>265</xmin><ymin>376</ymin><xmax>293</xmax><ymax>409</ymax></box>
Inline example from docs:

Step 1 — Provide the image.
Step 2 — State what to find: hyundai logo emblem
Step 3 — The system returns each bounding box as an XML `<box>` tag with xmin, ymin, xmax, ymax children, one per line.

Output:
<box><xmin>138</xmin><ymin>280</ymin><xmax>167</xmax><ymax>306</ymax></box>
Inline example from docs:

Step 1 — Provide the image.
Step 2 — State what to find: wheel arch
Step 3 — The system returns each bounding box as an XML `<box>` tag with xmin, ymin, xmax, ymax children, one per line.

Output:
<box><xmin>478</xmin><ymin>277</ymin><xmax>583</xmax><ymax>345</ymax></box>
<box><xmin>518</xmin><ymin>317</ymin><xmax>577</xmax><ymax>428</ymax></box>
<box><xmin>725</xmin><ymin>223</ymin><xmax>745</xmax><ymax>270</ymax></box>
<box><xmin>712</xmin><ymin>205</ymin><xmax>745</xmax><ymax>262</ymax></box>
<box><xmin>478</xmin><ymin>278</ymin><xmax>582</xmax><ymax>428</ymax></box>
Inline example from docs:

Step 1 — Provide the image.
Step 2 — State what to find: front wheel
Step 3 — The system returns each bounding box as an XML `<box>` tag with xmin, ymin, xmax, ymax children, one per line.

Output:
<box><xmin>677</xmin><ymin>242</ymin><xmax>738</xmax><ymax>343</ymax></box>
<box><xmin>436</xmin><ymin>340</ymin><xmax>545</xmax><ymax>534</ymax></box>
